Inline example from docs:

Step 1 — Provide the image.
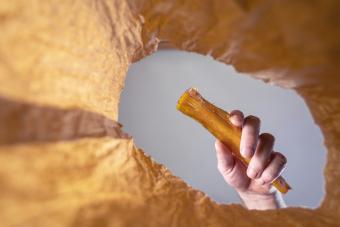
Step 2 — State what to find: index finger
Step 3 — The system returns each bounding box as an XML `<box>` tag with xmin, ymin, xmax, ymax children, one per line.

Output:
<box><xmin>229</xmin><ymin>110</ymin><xmax>244</xmax><ymax>128</ymax></box>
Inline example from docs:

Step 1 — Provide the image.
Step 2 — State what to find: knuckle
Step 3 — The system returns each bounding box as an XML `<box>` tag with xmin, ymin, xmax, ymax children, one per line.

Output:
<box><xmin>252</xmin><ymin>167</ymin><xmax>261</xmax><ymax>175</ymax></box>
<box><xmin>247</xmin><ymin>164</ymin><xmax>262</xmax><ymax>178</ymax></box>
<box><xmin>217</xmin><ymin>164</ymin><xmax>231</xmax><ymax>175</ymax></box>
<box><xmin>220</xmin><ymin>168</ymin><xmax>233</xmax><ymax>177</ymax></box>
<box><xmin>261</xmin><ymin>171</ymin><xmax>276</xmax><ymax>183</ymax></box>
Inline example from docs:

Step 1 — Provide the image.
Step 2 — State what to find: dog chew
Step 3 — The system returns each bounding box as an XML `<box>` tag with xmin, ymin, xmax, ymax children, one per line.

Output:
<box><xmin>176</xmin><ymin>87</ymin><xmax>291</xmax><ymax>194</ymax></box>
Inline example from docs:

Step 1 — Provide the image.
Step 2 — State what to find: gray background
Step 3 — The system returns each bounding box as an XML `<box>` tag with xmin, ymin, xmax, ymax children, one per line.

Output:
<box><xmin>119</xmin><ymin>50</ymin><xmax>326</xmax><ymax>208</ymax></box>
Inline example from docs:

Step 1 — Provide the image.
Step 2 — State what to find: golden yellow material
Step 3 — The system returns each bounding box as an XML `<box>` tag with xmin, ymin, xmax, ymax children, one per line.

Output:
<box><xmin>176</xmin><ymin>88</ymin><xmax>291</xmax><ymax>194</ymax></box>
<box><xmin>1</xmin><ymin>0</ymin><xmax>340</xmax><ymax>226</ymax></box>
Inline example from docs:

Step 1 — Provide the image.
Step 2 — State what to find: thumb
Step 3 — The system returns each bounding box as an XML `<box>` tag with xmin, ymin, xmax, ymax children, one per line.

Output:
<box><xmin>215</xmin><ymin>140</ymin><xmax>235</xmax><ymax>175</ymax></box>
<box><xmin>215</xmin><ymin>139</ymin><xmax>250</xmax><ymax>190</ymax></box>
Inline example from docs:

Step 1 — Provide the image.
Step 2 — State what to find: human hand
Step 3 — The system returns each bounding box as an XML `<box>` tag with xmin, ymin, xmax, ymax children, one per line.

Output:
<box><xmin>215</xmin><ymin>110</ymin><xmax>287</xmax><ymax>210</ymax></box>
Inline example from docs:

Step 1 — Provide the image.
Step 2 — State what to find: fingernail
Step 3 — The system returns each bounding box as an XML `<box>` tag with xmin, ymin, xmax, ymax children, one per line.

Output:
<box><xmin>247</xmin><ymin>168</ymin><xmax>258</xmax><ymax>179</ymax></box>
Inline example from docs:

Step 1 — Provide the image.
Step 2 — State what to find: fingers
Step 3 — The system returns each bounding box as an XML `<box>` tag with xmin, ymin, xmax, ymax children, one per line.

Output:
<box><xmin>259</xmin><ymin>152</ymin><xmax>287</xmax><ymax>184</ymax></box>
<box><xmin>240</xmin><ymin>115</ymin><xmax>261</xmax><ymax>159</ymax></box>
<box><xmin>229</xmin><ymin>110</ymin><xmax>244</xmax><ymax>128</ymax></box>
<box><xmin>247</xmin><ymin>133</ymin><xmax>275</xmax><ymax>179</ymax></box>
<box><xmin>229</xmin><ymin>111</ymin><xmax>279</xmax><ymax>183</ymax></box>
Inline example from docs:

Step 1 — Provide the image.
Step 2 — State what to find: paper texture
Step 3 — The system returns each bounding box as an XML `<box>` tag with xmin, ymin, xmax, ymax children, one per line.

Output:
<box><xmin>0</xmin><ymin>0</ymin><xmax>339</xmax><ymax>226</ymax></box>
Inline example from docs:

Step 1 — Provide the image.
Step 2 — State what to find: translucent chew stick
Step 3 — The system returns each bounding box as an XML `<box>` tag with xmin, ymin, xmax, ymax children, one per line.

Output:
<box><xmin>176</xmin><ymin>87</ymin><xmax>291</xmax><ymax>194</ymax></box>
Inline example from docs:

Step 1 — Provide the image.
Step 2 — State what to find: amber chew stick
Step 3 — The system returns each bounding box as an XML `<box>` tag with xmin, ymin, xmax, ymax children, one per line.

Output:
<box><xmin>176</xmin><ymin>88</ymin><xmax>291</xmax><ymax>194</ymax></box>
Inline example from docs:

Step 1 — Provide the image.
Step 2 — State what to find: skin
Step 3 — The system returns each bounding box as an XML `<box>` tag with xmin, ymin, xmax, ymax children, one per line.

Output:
<box><xmin>215</xmin><ymin>110</ymin><xmax>287</xmax><ymax>210</ymax></box>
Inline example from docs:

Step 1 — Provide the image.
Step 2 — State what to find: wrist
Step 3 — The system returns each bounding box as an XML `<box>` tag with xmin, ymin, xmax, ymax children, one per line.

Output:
<box><xmin>237</xmin><ymin>189</ymin><xmax>286</xmax><ymax>210</ymax></box>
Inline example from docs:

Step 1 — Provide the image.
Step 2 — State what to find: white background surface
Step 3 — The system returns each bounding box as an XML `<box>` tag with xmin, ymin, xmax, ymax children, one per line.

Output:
<box><xmin>119</xmin><ymin>50</ymin><xmax>326</xmax><ymax>208</ymax></box>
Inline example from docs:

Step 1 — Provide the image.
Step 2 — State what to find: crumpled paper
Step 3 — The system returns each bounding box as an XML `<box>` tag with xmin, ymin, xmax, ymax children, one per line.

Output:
<box><xmin>0</xmin><ymin>0</ymin><xmax>339</xmax><ymax>226</ymax></box>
